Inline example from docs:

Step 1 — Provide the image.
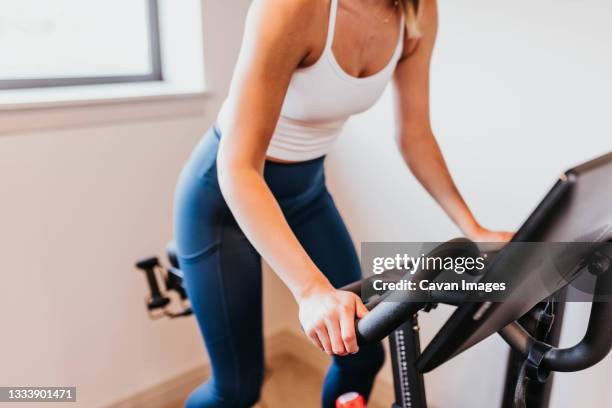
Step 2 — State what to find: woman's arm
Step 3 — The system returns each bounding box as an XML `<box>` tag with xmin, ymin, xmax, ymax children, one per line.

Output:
<box><xmin>393</xmin><ymin>0</ymin><xmax>512</xmax><ymax>242</ymax></box>
<box><xmin>217</xmin><ymin>0</ymin><xmax>367</xmax><ymax>356</ymax></box>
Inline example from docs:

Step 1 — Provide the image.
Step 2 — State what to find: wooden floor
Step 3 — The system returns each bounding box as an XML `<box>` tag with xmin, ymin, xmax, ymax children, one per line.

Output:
<box><xmin>159</xmin><ymin>355</ymin><xmax>385</xmax><ymax>408</ymax></box>
<box><xmin>256</xmin><ymin>354</ymin><xmax>384</xmax><ymax>408</ymax></box>
<box><xmin>257</xmin><ymin>354</ymin><xmax>328</xmax><ymax>408</ymax></box>
<box><xmin>109</xmin><ymin>331</ymin><xmax>391</xmax><ymax>408</ymax></box>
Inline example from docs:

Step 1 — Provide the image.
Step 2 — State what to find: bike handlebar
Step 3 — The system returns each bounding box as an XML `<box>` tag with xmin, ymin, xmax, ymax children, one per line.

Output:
<box><xmin>346</xmin><ymin>238</ymin><xmax>480</xmax><ymax>344</ymax></box>
<box><xmin>499</xmin><ymin>268</ymin><xmax>612</xmax><ymax>373</ymax></box>
<box><xmin>347</xmin><ymin>238</ymin><xmax>612</xmax><ymax>374</ymax></box>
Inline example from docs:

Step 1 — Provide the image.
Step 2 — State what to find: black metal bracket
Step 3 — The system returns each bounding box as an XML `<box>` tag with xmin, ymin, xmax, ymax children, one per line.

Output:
<box><xmin>524</xmin><ymin>340</ymin><xmax>553</xmax><ymax>383</ymax></box>
<box><xmin>135</xmin><ymin>252</ymin><xmax>192</xmax><ymax>319</ymax></box>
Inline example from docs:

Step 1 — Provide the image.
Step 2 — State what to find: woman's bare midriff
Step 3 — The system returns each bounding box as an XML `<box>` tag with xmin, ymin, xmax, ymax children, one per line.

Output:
<box><xmin>266</xmin><ymin>156</ymin><xmax>301</xmax><ymax>164</ymax></box>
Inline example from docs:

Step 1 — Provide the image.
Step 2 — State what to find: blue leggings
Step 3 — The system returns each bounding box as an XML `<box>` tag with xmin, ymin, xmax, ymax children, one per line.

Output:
<box><xmin>173</xmin><ymin>126</ymin><xmax>384</xmax><ymax>407</ymax></box>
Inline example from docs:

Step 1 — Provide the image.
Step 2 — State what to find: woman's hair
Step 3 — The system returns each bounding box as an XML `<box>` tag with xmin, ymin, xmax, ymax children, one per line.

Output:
<box><xmin>401</xmin><ymin>0</ymin><xmax>421</xmax><ymax>38</ymax></box>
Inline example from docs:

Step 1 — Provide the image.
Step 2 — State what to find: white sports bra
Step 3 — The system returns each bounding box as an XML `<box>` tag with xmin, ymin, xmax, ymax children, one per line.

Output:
<box><xmin>217</xmin><ymin>0</ymin><xmax>405</xmax><ymax>161</ymax></box>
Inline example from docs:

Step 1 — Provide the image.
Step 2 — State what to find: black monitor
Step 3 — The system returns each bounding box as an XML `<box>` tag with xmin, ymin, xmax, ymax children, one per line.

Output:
<box><xmin>417</xmin><ymin>151</ymin><xmax>612</xmax><ymax>373</ymax></box>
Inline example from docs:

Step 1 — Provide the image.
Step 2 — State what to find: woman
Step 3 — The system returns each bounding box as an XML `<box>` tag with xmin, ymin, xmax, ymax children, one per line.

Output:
<box><xmin>174</xmin><ymin>0</ymin><xmax>512</xmax><ymax>406</ymax></box>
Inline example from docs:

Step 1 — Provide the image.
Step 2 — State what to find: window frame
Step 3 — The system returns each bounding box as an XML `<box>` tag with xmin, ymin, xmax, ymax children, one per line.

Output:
<box><xmin>0</xmin><ymin>0</ymin><xmax>163</xmax><ymax>90</ymax></box>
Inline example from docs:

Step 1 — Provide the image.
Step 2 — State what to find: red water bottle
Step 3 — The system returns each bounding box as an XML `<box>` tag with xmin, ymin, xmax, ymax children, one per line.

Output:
<box><xmin>336</xmin><ymin>392</ymin><xmax>366</xmax><ymax>408</ymax></box>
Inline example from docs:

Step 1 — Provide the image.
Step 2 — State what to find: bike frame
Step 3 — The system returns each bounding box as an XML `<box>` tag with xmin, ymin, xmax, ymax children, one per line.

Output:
<box><xmin>387</xmin><ymin>303</ymin><xmax>563</xmax><ymax>408</ymax></box>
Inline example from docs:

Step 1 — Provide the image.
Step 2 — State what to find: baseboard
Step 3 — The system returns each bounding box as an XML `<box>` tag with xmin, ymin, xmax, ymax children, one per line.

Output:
<box><xmin>106</xmin><ymin>364</ymin><xmax>210</xmax><ymax>408</ymax></box>
<box><xmin>106</xmin><ymin>329</ymin><xmax>394</xmax><ymax>408</ymax></box>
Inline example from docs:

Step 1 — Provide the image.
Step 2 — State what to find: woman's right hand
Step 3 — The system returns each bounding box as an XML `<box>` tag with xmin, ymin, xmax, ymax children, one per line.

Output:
<box><xmin>297</xmin><ymin>282</ymin><xmax>369</xmax><ymax>356</ymax></box>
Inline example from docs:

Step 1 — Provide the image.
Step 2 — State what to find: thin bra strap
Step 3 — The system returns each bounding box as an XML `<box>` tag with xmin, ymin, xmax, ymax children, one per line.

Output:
<box><xmin>399</xmin><ymin>8</ymin><xmax>406</xmax><ymax>44</ymax></box>
<box><xmin>324</xmin><ymin>0</ymin><xmax>339</xmax><ymax>50</ymax></box>
<box><xmin>395</xmin><ymin>7</ymin><xmax>406</xmax><ymax>56</ymax></box>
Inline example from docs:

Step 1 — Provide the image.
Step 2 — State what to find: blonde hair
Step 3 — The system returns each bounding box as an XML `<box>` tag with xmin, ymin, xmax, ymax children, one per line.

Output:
<box><xmin>401</xmin><ymin>0</ymin><xmax>421</xmax><ymax>38</ymax></box>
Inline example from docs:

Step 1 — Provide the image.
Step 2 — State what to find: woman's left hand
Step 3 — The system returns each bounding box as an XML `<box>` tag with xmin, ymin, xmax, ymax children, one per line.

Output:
<box><xmin>467</xmin><ymin>225</ymin><xmax>514</xmax><ymax>243</ymax></box>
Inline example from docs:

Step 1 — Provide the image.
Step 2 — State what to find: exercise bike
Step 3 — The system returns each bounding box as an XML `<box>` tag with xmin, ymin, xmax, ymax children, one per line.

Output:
<box><xmin>136</xmin><ymin>151</ymin><xmax>612</xmax><ymax>407</ymax></box>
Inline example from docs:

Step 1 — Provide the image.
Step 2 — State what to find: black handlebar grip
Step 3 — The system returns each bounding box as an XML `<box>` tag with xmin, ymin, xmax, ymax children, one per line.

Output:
<box><xmin>135</xmin><ymin>257</ymin><xmax>170</xmax><ymax>310</ymax></box>
<box><xmin>355</xmin><ymin>238</ymin><xmax>481</xmax><ymax>344</ymax></box>
<box><xmin>357</xmin><ymin>299</ymin><xmax>425</xmax><ymax>344</ymax></box>
<box><xmin>136</xmin><ymin>257</ymin><xmax>159</xmax><ymax>271</ymax></box>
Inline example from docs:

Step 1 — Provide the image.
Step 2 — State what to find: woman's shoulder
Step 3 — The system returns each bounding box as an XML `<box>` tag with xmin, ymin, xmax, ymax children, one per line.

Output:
<box><xmin>252</xmin><ymin>0</ymin><xmax>327</xmax><ymax>19</ymax></box>
<box><xmin>250</xmin><ymin>0</ymin><xmax>328</xmax><ymax>30</ymax></box>
<box><xmin>247</xmin><ymin>0</ymin><xmax>329</xmax><ymax>55</ymax></box>
<box><xmin>400</xmin><ymin>0</ymin><xmax>439</xmax><ymax>60</ymax></box>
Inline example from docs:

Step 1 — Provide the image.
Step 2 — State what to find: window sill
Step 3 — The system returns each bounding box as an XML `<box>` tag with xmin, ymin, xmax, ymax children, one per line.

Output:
<box><xmin>0</xmin><ymin>82</ymin><xmax>213</xmax><ymax>135</ymax></box>
<box><xmin>0</xmin><ymin>81</ymin><xmax>209</xmax><ymax>110</ymax></box>
<box><xmin>0</xmin><ymin>0</ymin><xmax>209</xmax><ymax>135</ymax></box>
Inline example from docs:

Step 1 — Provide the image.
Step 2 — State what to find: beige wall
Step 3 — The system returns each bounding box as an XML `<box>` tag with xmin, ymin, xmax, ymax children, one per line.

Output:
<box><xmin>1</xmin><ymin>1</ymin><xmax>610</xmax><ymax>408</ymax></box>
<box><xmin>0</xmin><ymin>1</ymin><xmax>296</xmax><ymax>407</ymax></box>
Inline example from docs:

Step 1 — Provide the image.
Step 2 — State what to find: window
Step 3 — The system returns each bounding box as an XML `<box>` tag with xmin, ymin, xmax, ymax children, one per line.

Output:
<box><xmin>0</xmin><ymin>0</ymin><xmax>162</xmax><ymax>90</ymax></box>
<box><xmin>0</xmin><ymin>0</ymin><xmax>205</xmax><ymax>130</ymax></box>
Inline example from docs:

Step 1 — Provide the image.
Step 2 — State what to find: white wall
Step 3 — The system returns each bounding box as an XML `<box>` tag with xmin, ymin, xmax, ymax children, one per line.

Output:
<box><xmin>325</xmin><ymin>1</ymin><xmax>612</xmax><ymax>407</ymax></box>
<box><xmin>0</xmin><ymin>1</ymin><xmax>296</xmax><ymax>407</ymax></box>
